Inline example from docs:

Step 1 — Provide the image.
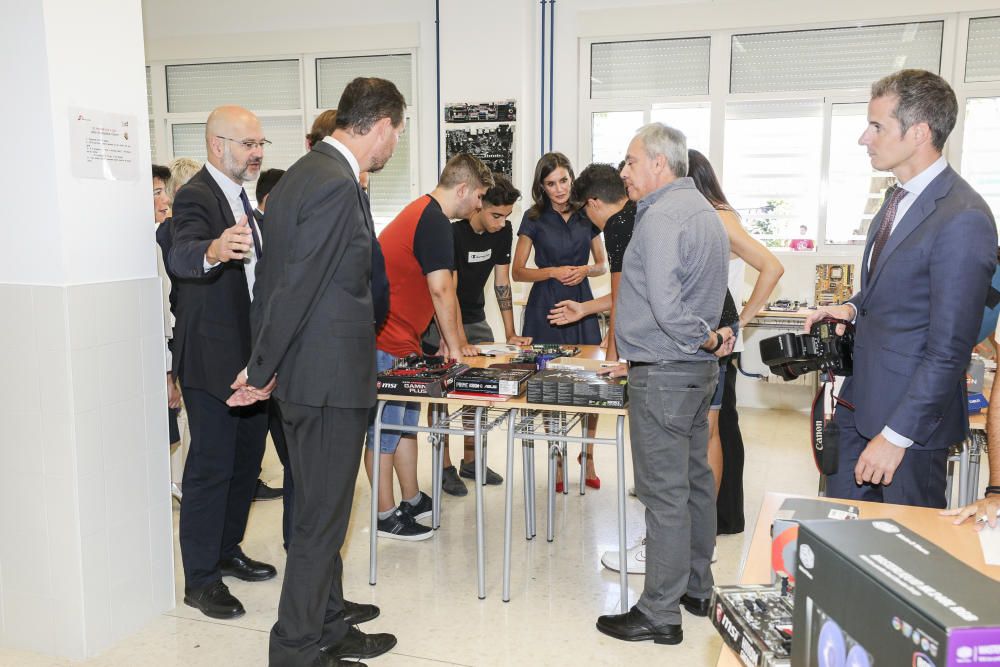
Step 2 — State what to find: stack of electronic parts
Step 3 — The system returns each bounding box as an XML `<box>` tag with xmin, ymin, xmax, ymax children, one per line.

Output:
<box><xmin>374</xmin><ymin>346</ymin><xmax>628</xmax><ymax>407</ymax></box>
<box><xmin>375</xmin><ymin>354</ymin><xmax>469</xmax><ymax>398</ymax></box>
<box><xmin>525</xmin><ymin>368</ymin><xmax>628</xmax><ymax>408</ymax></box>
<box><xmin>709</xmin><ymin>498</ymin><xmax>860</xmax><ymax>667</ymax></box>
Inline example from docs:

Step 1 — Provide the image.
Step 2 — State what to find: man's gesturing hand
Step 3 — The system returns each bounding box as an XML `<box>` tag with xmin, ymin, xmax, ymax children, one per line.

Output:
<box><xmin>854</xmin><ymin>433</ymin><xmax>906</xmax><ymax>486</ymax></box>
<box><xmin>207</xmin><ymin>216</ymin><xmax>254</xmax><ymax>264</ymax></box>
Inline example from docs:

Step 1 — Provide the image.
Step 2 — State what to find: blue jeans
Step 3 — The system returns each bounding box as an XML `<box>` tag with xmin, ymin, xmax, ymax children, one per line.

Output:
<box><xmin>365</xmin><ymin>349</ymin><xmax>421</xmax><ymax>454</ymax></box>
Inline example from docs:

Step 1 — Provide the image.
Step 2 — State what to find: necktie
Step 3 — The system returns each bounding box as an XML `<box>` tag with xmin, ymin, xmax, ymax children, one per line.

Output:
<box><xmin>868</xmin><ymin>185</ymin><xmax>907</xmax><ymax>272</ymax></box>
<box><xmin>238</xmin><ymin>189</ymin><xmax>263</xmax><ymax>259</ymax></box>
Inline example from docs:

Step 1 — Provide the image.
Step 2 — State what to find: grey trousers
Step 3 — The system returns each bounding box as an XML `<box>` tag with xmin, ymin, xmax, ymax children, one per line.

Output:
<box><xmin>628</xmin><ymin>361</ymin><xmax>717</xmax><ymax>626</ymax></box>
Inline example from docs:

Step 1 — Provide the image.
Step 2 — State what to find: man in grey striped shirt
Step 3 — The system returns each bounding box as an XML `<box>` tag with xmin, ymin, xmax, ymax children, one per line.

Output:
<box><xmin>596</xmin><ymin>123</ymin><xmax>731</xmax><ymax>646</ymax></box>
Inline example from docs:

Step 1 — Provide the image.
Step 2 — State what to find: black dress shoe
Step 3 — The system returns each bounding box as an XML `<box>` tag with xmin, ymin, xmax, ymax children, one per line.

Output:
<box><xmin>596</xmin><ymin>605</ymin><xmax>683</xmax><ymax>645</ymax></box>
<box><xmin>322</xmin><ymin>626</ymin><xmax>397</xmax><ymax>660</ymax></box>
<box><xmin>184</xmin><ymin>581</ymin><xmax>245</xmax><ymax>619</ymax></box>
<box><xmin>343</xmin><ymin>600</ymin><xmax>380</xmax><ymax>625</ymax></box>
<box><xmin>219</xmin><ymin>553</ymin><xmax>277</xmax><ymax>581</ymax></box>
<box><xmin>680</xmin><ymin>593</ymin><xmax>711</xmax><ymax>617</ymax></box>
<box><xmin>254</xmin><ymin>480</ymin><xmax>284</xmax><ymax>501</ymax></box>
<box><xmin>311</xmin><ymin>654</ymin><xmax>367</xmax><ymax>667</ymax></box>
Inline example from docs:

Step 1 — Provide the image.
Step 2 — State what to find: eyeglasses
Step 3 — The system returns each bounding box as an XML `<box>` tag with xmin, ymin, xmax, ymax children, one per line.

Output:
<box><xmin>216</xmin><ymin>136</ymin><xmax>272</xmax><ymax>150</ymax></box>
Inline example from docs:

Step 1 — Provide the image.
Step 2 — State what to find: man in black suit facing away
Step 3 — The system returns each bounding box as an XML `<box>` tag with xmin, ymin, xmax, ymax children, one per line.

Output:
<box><xmin>229</xmin><ymin>78</ymin><xmax>404</xmax><ymax>667</ymax></box>
<box><xmin>168</xmin><ymin>105</ymin><xmax>277</xmax><ymax>619</ymax></box>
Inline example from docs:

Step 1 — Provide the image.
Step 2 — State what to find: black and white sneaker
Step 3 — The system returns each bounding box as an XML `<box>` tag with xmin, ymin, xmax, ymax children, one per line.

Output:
<box><xmin>400</xmin><ymin>491</ymin><xmax>433</xmax><ymax>521</ymax></box>
<box><xmin>377</xmin><ymin>508</ymin><xmax>433</xmax><ymax>541</ymax></box>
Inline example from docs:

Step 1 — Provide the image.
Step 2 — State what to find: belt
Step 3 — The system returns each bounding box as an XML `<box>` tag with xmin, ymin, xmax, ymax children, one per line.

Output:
<box><xmin>627</xmin><ymin>360</ymin><xmax>655</xmax><ymax>368</ymax></box>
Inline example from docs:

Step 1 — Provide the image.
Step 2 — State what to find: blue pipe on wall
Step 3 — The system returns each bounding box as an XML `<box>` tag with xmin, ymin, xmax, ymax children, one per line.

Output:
<box><xmin>548</xmin><ymin>0</ymin><xmax>555</xmax><ymax>153</ymax></box>
<box><xmin>540</xmin><ymin>0</ymin><xmax>546</xmax><ymax>158</ymax></box>
<box><xmin>436</xmin><ymin>0</ymin><xmax>442</xmax><ymax>174</ymax></box>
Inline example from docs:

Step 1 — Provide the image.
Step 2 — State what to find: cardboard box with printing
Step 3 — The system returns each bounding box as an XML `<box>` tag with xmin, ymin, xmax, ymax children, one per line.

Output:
<box><xmin>792</xmin><ymin>519</ymin><xmax>1000</xmax><ymax>667</ymax></box>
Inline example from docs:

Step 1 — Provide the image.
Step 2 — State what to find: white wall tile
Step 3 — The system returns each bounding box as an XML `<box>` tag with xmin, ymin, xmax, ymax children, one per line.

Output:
<box><xmin>145</xmin><ymin>432</ymin><xmax>171</xmax><ymax>502</ymax></box>
<box><xmin>138</xmin><ymin>276</ymin><xmax>166</xmax><ymax>340</ymax></box>
<box><xmin>97</xmin><ymin>280</ymin><xmax>140</xmax><ymax>346</ymax></box>
<box><xmin>139</xmin><ymin>334</ymin><xmax>168</xmax><ymax>404</ymax></box>
<box><xmin>0</xmin><ymin>478</ymin><xmax>50</xmax><ymax>600</ymax></box>
<box><xmin>104</xmin><ymin>452</ymin><xmax>148</xmax><ymax>533</ymax></box>
<box><xmin>0</xmin><ymin>285</ymin><xmax>34</xmax><ymax>357</ymax></box>
<box><xmin>31</xmin><ymin>286</ymin><xmax>68</xmax><ymax>354</ymax></box>
<box><xmin>98</xmin><ymin>338</ymin><xmax>142</xmax><ymax>406</ymax></box>
<box><xmin>43</xmin><ymin>475</ymin><xmax>82</xmax><ymax>598</ymax></box>
<box><xmin>0</xmin><ymin>408</ymin><xmax>43</xmax><ymax>476</ymax></box>
<box><xmin>74</xmin><ymin>408</ymin><xmax>104</xmax><ymax>483</ymax></box>
<box><xmin>99</xmin><ymin>397</ymin><xmax>144</xmax><ymax>470</ymax></box>
<box><xmin>70</xmin><ymin>346</ymin><xmax>100</xmax><ymax>414</ymax></box>
<box><xmin>36</xmin><ymin>345</ymin><xmax>72</xmax><ymax>419</ymax></box>
<box><xmin>0</xmin><ymin>346</ymin><xmax>40</xmax><ymax>416</ymax></box>
<box><xmin>66</xmin><ymin>283</ymin><xmax>102</xmax><ymax>350</ymax></box>
<box><xmin>0</xmin><ymin>592</ymin><xmax>50</xmax><ymax>654</ymax></box>
<box><xmin>80</xmin><ymin>532</ymin><xmax>112</xmax><ymax>657</ymax></box>
<box><xmin>41</xmin><ymin>411</ymin><xmax>75</xmax><ymax>479</ymax></box>
<box><xmin>77</xmin><ymin>467</ymin><xmax>107</xmax><ymax>538</ymax></box>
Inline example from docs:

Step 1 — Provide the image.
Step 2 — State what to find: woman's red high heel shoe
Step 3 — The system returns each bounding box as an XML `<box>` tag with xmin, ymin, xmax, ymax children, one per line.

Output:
<box><xmin>578</xmin><ymin>453</ymin><xmax>601</xmax><ymax>490</ymax></box>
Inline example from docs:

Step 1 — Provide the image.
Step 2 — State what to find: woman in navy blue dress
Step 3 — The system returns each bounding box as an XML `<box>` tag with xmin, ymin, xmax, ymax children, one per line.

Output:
<box><xmin>513</xmin><ymin>152</ymin><xmax>607</xmax><ymax>487</ymax></box>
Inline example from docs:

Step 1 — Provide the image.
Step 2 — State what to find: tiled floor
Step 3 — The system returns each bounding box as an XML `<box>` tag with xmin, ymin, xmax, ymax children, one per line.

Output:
<box><xmin>2</xmin><ymin>407</ymin><xmax>825</xmax><ymax>666</ymax></box>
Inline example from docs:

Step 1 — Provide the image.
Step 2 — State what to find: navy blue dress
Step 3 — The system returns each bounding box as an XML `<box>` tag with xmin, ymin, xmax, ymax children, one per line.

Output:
<box><xmin>518</xmin><ymin>206</ymin><xmax>602</xmax><ymax>345</ymax></box>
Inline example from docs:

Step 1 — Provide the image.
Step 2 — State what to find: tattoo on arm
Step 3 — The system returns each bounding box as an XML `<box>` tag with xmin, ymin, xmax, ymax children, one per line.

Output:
<box><xmin>495</xmin><ymin>284</ymin><xmax>513</xmax><ymax>311</ymax></box>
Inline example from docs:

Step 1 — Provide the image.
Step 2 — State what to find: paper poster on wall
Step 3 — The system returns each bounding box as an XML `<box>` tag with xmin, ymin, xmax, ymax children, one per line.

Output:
<box><xmin>69</xmin><ymin>107</ymin><xmax>139</xmax><ymax>181</ymax></box>
<box><xmin>444</xmin><ymin>100</ymin><xmax>517</xmax><ymax>181</ymax></box>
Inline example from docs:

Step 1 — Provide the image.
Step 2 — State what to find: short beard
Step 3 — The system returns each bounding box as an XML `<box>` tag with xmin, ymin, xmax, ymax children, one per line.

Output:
<box><xmin>223</xmin><ymin>144</ymin><xmax>260</xmax><ymax>183</ymax></box>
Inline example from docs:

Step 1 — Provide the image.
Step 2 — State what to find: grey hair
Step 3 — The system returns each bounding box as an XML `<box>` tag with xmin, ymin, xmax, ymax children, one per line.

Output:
<box><xmin>634</xmin><ymin>123</ymin><xmax>688</xmax><ymax>177</ymax></box>
<box><xmin>871</xmin><ymin>69</ymin><xmax>957</xmax><ymax>151</ymax></box>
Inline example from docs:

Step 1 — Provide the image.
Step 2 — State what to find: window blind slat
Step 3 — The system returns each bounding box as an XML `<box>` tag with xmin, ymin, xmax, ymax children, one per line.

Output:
<box><xmin>316</xmin><ymin>54</ymin><xmax>412</xmax><ymax>108</ymax></box>
<box><xmin>731</xmin><ymin>22</ymin><xmax>942</xmax><ymax>93</ymax></box>
<box><xmin>966</xmin><ymin>17</ymin><xmax>1000</xmax><ymax>82</ymax></box>
<box><xmin>590</xmin><ymin>37</ymin><xmax>710</xmax><ymax>99</ymax></box>
<box><xmin>166</xmin><ymin>60</ymin><xmax>301</xmax><ymax>113</ymax></box>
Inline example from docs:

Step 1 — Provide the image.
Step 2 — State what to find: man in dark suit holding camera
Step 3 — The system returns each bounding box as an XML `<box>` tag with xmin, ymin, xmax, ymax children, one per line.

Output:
<box><xmin>806</xmin><ymin>69</ymin><xmax>996</xmax><ymax>508</ymax></box>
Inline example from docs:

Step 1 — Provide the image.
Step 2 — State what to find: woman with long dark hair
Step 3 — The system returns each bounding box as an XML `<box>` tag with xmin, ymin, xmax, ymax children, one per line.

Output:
<box><xmin>688</xmin><ymin>149</ymin><xmax>784</xmax><ymax>534</ymax></box>
<box><xmin>513</xmin><ymin>152</ymin><xmax>607</xmax><ymax>487</ymax></box>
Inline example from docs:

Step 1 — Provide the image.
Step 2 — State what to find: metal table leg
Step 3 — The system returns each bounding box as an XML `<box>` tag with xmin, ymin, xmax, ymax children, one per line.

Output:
<box><xmin>547</xmin><ymin>438</ymin><xmax>557</xmax><ymax>543</ymax></box>
<box><xmin>615</xmin><ymin>414</ymin><xmax>628</xmax><ymax>613</ymax></box>
<box><xmin>526</xmin><ymin>439</ymin><xmax>536</xmax><ymax>538</ymax></box>
<box><xmin>503</xmin><ymin>408</ymin><xmax>518</xmax><ymax>602</ymax></box>
<box><xmin>473</xmin><ymin>406</ymin><xmax>486</xmax><ymax>599</ymax></box>
<box><xmin>579</xmin><ymin>414</ymin><xmax>587</xmax><ymax>495</ymax></box>
<box><xmin>369</xmin><ymin>400</ymin><xmax>387</xmax><ymax>586</ymax></box>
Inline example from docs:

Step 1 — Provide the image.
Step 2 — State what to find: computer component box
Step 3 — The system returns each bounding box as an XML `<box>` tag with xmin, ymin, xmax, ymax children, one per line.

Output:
<box><xmin>711</xmin><ymin>584</ymin><xmax>793</xmax><ymax>666</ymax></box>
<box><xmin>376</xmin><ymin>363</ymin><xmax>469</xmax><ymax>398</ymax></box>
<box><xmin>792</xmin><ymin>519</ymin><xmax>1000</xmax><ymax>666</ymax></box>
<box><xmin>452</xmin><ymin>367</ymin><xmax>534</xmax><ymax>396</ymax></box>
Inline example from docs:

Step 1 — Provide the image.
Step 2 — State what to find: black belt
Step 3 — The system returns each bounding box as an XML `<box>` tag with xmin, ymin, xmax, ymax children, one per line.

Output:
<box><xmin>627</xmin><ymin>360</ymin><xmax>655</xmax><ymax>368</ymax></box>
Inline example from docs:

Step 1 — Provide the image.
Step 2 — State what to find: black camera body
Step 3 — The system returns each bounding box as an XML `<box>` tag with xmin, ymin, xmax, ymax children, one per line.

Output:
<box><xmin>759</xmin><ymin>319</ymin><xmax>854</xmax><ymax>381</ymax></box>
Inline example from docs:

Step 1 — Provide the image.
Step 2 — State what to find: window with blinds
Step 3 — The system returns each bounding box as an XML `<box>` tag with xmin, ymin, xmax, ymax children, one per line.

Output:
<box><xmin>723</xmin><ymin>101</ymin><xmax>824</xmax><ymax>249</ymax></box>
<box><xmin>146</xmin><ymin>67</ymin><xmax>156</xmax><ymax>162</ymax></box>
<box><xmin>590</xmin><ymin>37</ymin><xmax>710</xmax><ymax>99</ymax></box>
<box><xmin>316</xmin><ymin>54</ymin><xmax>413</xmax><ymax>107</ymax></box>
<box><xmin>165</xmin><ymin>60</ymin><xmax>301</xmax><ymax>113</ymax></box>
<box><xmin>966</xmin><ymin>16</ymin><xmax>1000</xmax><ymax>82</ymax></box>
<box><xmin>369</xmin><ymin>127</ymin><xmax>411</xmax><ymax>228</ymax></box>
<box><xmin>315</xmin><ymin>54</ymin><xmax>415</xmax><ymax>223</ymax></box>
<box><xmin>731</xmin><ymin>22</ymin><xmax>943</xmax><ymax>93</ymax></box>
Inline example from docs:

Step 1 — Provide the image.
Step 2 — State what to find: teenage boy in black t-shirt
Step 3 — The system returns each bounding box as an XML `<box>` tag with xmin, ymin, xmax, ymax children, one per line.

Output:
<box><xmin>422</xmin><ymin>174</ymin><xmax>533</xmax><ymax>496</ymax></box>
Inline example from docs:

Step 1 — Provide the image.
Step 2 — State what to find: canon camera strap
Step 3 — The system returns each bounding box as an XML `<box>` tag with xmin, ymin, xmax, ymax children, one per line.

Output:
<box><xmin>810</xmin><ymin>370</ymin><xmax>856</xmax><ymax>476</ymax></box>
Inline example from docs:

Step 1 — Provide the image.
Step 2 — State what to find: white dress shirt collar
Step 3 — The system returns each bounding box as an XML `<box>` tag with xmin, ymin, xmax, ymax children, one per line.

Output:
<box><xmin>898</xmin><ymin>155</ymin><xmax>948</xmax><ymax>199</ymax></box>
<box><xmin>204</xmin><ymin>160</ymin><xmax>247</xmax><ymax>205</ymax></box>
<box><xmin>322</xmin><ymin>136</ymin><xmax>361</xmax><ymax>182</ymax></box>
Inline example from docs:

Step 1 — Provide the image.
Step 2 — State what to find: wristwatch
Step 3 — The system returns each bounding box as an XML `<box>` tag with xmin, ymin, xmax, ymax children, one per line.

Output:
<box><xmin>706</xmin><ymin>331</ymin><xmax>724</xmax><ymax>353</ymax></box>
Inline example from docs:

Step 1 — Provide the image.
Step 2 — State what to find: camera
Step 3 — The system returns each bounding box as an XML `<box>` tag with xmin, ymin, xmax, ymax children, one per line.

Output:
<box><xmin>759</xmin><ymin>319</ymin><xmax>854</xmax><ymax>381</ymax></box>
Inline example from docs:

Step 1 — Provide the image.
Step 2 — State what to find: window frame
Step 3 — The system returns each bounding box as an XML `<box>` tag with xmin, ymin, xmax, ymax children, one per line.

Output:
<box><xmin>146</xmin><ymin>47</ymin><xmax>419</xmax><ymax>214</ymax></box>
<box><xmin>579</xmin><ymin>11</ymin><xmax>977</xmax><ymax>256</ymax></box>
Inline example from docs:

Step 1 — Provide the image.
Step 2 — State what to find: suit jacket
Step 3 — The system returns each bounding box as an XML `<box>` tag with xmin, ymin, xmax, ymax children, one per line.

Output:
<box><xmin>844</xmin><ymin>165</ymin><xmax>997</xmax><ymax>450</ymax></box>
<box><xmin>247</xmin><ymin>141</ymin><xmax>377</xmax><ymax>409</ymax></box>
<box><xmin>168</xmin><ymin>167</ymin><xmax>253</xmax><ymax>401</ymax></box>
